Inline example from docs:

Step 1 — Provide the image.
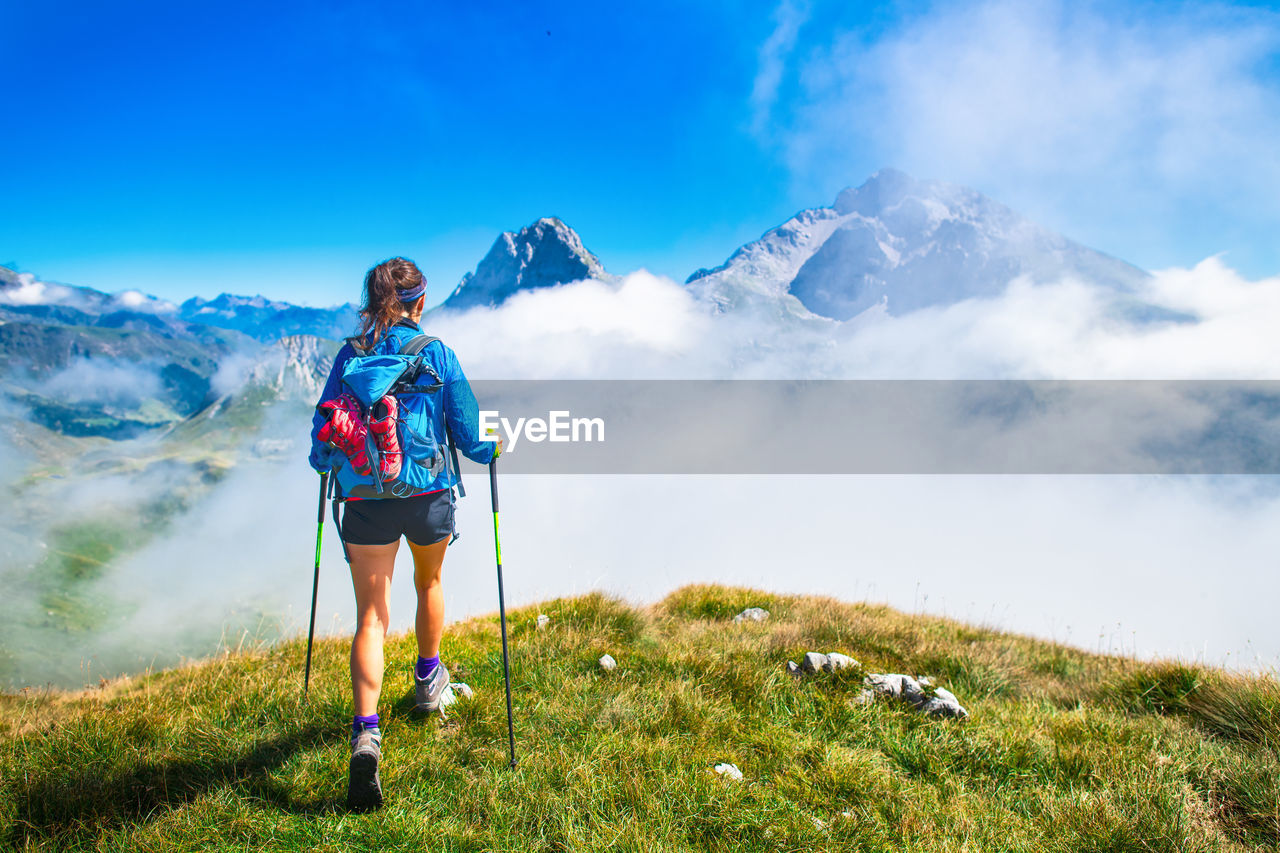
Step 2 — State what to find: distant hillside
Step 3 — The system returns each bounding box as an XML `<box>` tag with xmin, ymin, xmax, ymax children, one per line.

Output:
<box><xmin>0</xmin><ymin>266</ymin><xmax>357</xmax><ymax>343</ymax></box>
<box><xmin>178</xmin><ymin>293</ymin><xmax>358</xmax><ymax>342</ymax></box>
<box><xmin>3</xmin><ymin>586</ymin><xmax>1277</xmax><ymax>850</ymax></box>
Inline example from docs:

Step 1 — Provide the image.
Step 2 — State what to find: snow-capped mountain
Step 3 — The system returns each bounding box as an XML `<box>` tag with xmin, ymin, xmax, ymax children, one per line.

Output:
<box><xmin>442</xmin><ymin>217</ymin><xmax>610</xmax><ymax>310</ymax></box>
<box><xmin>688</xmin><ymin>169</ymin><xmax>1149</xmax><ymax>321</ymax></box>
<box><xmin>0</xmin><ymin>266</ymin><xmax>357</xmax><ymax>342</ymax></box>
<box><xmin>0</xmin><ymin>266</ymin><xmax>178</xmax><ymax>322</ymax></box>
<box><xmin>179</xmin><ymin>293</ymin><xmax>358</xmax><ymax>341</ymax></box>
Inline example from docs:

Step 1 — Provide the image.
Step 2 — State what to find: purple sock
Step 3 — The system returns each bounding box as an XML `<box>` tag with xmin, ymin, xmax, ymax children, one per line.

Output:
<box><xmin>416</xmin><ymin>654</ymin><xmax>439</xmax><ymax>680</ymax></box>
<box><xmin>352</xmin><ymin>713</ymin><xmax>379</xmax><ymax>737</ymax></box>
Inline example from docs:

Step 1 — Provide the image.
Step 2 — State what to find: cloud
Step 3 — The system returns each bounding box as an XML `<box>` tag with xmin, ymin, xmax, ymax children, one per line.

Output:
<box><xmin>432</xmin><ymin>261</ymin><xmax>1280</xmax><ymax>381</ymax></box>
<box><xmin>211</xmin><ymin>348</ymin><xmax>271</xmax><ymax>397</ymax></box>
<box><xmin>0</xmin><ymin>272</ymin><xmax>73</xmax><ymax>306</ymax></box>
<box><xmin>772</xmin><ymin>0</ymin><xmax>1280</xmax><ymax>272</ymax></box>
<box><xmin>430</xmin><ymin>272</ymin><xmax>717</xmax><ymax>378</ymax></box>
<box><xmin>417</xmin><ymin>263</ymin><xmax>1280</xmax><ymax>671</ymax></box>
<box><xmin>821</xmin><ymin>259</ymin><xmax>1280</xmax><ymax>379</ymax></box>
<box><xmin>112</xmin><ymin>289</ymin><xmax>176</xmax><ymax>313</ymax></box>
<box><xmin>11</xmin><ymin>258</ymin><xmax>1280</xmax><ymax>687</ymax></box>
<box><xmin>750</xmin><ymin>0</ymin><xmax>811</xmax><ymax>140</ymax></box>
<box><xmin>42</xmin><ymin>358</ymin><xmax>164</xmax><ymax>405</ymax></box>
<box><xmin>0</xmin><ymin>402</ymin><xmax>304</xmax><ymax>689</ymax></box>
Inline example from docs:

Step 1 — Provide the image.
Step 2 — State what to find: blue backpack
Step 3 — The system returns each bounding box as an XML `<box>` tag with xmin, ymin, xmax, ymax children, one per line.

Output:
<box><xmin>329</xmin><ymin>333</ymin><xmax>464</xmax><ymax>500</ymax></box>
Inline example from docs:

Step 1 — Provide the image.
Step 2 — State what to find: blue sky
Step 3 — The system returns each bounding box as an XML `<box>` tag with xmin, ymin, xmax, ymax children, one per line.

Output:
<box><xmin>3</xmin><ymin>0</ymin><xmax>1279</xmax><ymax>306</ymax></box>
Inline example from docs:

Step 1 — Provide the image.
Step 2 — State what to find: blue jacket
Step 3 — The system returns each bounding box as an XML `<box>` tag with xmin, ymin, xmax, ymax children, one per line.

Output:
<box><xmin>309</xmin><ymin>319</ymin><xmax>496</xmax><ymax>491</ymax></box>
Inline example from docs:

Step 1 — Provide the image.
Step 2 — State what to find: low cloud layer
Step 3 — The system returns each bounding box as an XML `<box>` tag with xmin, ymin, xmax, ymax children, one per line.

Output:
<box><xmin>9</xmin><ymin>257</ymin><xmax>1280</xmax><ymax>687</ymax></box>
<box><xmin>41</xmin><ymin>358</ymin><xmax>165</xmax><ymax>406</ymax></box>
<box><xmin>0</xmin><ymin>273</ymin><xmax>74</xmax><ymax>307</ymax></box>
<box><xmin>432</xmin><ymin>259</ymin><xmax>1280</xmax><ymax>381</ymax></box>
<box><xmin>416</xmin><ymin>261</ymin><xmax>1280</xmax><ymax>671</ymax></box>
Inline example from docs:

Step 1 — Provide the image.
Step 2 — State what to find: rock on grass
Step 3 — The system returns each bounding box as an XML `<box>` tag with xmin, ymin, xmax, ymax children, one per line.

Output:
<box><xmin>437</xmin><ymin>682</ymin><xmax>475</xmax><ymax>709</ymax></box>
<box><xmin>713</xmin><ymin>762</ymin><xmax>743</xmax><ymax>780</ymax></box>
<box><xmin>733</xmin><ymin>607</ymin><xmax>770</xmax><ymax>624</ymax></box>
<box><xmin>858</xmin><ymin>673</ymin><xmax>969</xmax><ymax>719</ymax></box>
<box><xmin>799</xmin><ymin>651</ymin><xmax>859</xmax><ymax>674</ymax></box>
<box><xmin>801</xmin><ymin>652</ymin><xmax>829</xmax><ymax>674</ymax></box>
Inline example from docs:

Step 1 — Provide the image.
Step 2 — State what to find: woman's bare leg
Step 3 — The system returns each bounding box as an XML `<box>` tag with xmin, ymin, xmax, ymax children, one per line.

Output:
<box><xmin>347</xmin><ymin>540</ymin><xmax>399</xmax><ymax>717</ymax></box>
<box><xmin>407</xmin><ymin>536</ymin><xmax>449</xmax><ymax>659</ymax></box>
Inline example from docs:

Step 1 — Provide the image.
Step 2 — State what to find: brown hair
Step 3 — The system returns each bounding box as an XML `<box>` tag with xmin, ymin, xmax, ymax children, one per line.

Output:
<box><xmin>358</xmin><ymin>257</ymin><xmax>425</xmax><ymax>349</ymax></box>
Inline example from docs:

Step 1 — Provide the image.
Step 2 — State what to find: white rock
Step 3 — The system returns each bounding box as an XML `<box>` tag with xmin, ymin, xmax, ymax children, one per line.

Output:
<box><xmin>598</xmin><ymin>654</ymin><xmax>617</xmax><ymax>671</ymax></box>
<box><xmin>536</xmin><ymin>614</ymin><xmax>550</xmax><ymax>630</ymax></box>
<box><xmin>824</xmin><ymin>652</ymin><xmax>858</xmax><ymax>672</ymax></box>
<box><xmin>812</xmin><ymin>817</ymin><xmax>827</xmax><ymax>830</ymax></box>
<box><xmin>786</xmin><ymin>660</ymin><xmax>802</xmax><ymax>679</ymax></box>
<box><xmin>860</xmin><ymin>673</ymin><xmax>968</xmax><ymax>719</ymax></box>
<box><xmin>733</xmin><ymin>607</ymin><xmax>770</xmax><ymax>624</ymax></box>
<box><xmin>713</xmin><ymin>762</ymin><xmax>743</xmax><ymax>781</ymax></box>
<box><xmin>437</xmin><ymin>681</ymin><xmax>475</xmax><ymax>709</ymax></box>
<box><xmin>922</xmin><ymin>686</ymin><xmax>969</xmax><ymax>719</ymax></box>
<box><xmin>863</xmin><ymin>673</ymin><xmax>908</xmax><ymax>697</ymax></box>
<box><xmin>801</xmin><ymin>652</ymin><xmax>830</xmax><ymax>674</ymax></box>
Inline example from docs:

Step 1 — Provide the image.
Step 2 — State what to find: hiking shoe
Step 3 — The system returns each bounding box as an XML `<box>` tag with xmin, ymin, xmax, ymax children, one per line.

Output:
<box><xmin>368</xmin><ymin>395</ymin><xmax>402</xmax><ymax>480</ymax></box>
<box><xmin>346</xmin><ymin>727</ymin><xmax>383</xmax><ymax>812</ymax></box>
<box><xmin>415</xmin><ymin>662</ymin><xmax>451</xmax><ymax>713</ymax></box>
<box><xmin>318</xmin><ymin>393</ymin><xmax>372</xmax><ymax>475</ymax></box>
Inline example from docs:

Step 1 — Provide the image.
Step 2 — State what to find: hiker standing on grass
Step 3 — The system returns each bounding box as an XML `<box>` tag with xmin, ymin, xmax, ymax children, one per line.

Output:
<box><xmin>308</xmin><ymin>257</ymin><xmax>500</xmax><ymax>811</ymax></box>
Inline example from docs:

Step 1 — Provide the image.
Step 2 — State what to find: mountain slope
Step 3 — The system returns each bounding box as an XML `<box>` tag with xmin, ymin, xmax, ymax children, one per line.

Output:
<box><xmin>2</xmin><ymin>585</ymin><xmax>1276</xmax><ymax>850</ymax></box>
<box><xmin>690</xmin><ymin>170</ymin><xmax>1150</xmax><ymax>321</ymax></box>
<box><xmin>0</xmin><ymin>320</ymin><xmax>240</xmax><ymax>437</ymax></box>
<box><xmin>442</xmin><ymin>217</ymin><xmax>610</xmax><ymax>310</ymax></box>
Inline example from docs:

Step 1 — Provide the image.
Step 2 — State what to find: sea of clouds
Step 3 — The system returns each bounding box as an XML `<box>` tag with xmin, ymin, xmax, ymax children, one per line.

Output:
<box><xmin>5</xmin><ymin>259</ymin><xmax>1280</xmax><ymax>689</ymax></box>
<box><xmin>192</xmin><ymin>259</ymin><xmax>1280</xmax><ymax>683</ymax></box>
<box><xmin>412</xmin><ymin>262</ymin><xmax>1280</xmax><ymax>672</ymax></box>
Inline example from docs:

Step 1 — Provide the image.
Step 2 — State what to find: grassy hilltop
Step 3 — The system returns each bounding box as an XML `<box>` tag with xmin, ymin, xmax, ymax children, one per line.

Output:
<box><xmin>2</xmin><ymin>585</ymin><xmax>1278</xmax><ymax>852</ymax></box>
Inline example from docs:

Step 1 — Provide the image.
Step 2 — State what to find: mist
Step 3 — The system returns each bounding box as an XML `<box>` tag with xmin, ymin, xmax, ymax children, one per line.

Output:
<box><xmin>41</xmin><ymin>358</ymin><xmax>165</xmax><ymax>406</ymax></box>
<box><xmin>7</xmin><ymin>256</ymin><xmax>1280</xmax><ymax>689</ymax></box>
<box><xmin>265</xmin><ymin>260</ymin><xmax>1280</xmax><ymax>676</ymax></box>
<box><xmin>416</xmin><ymin>260</ymin><xmax>1280</xmax><ymax>672</ymax></box>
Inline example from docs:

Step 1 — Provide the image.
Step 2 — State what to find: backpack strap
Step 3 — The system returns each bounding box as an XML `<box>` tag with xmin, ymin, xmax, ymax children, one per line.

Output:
<box><xmin>397</xmin><ymin>334</ymin><xmax>466</xmax><ymax>498</ymax></box>
<box><xmin>395</xmin><ymin>334</ymin><xmax>445</xmax><ymax>393</ymax></box>
<box><xmin>399</xmin><ymin>334</ymin><xmax>439</xmax><ymax>356</ymax></box>
<box><xmin>345</xmin><ymin>329</ymin><xmax>435</xmax><ymax>357</ymax></box>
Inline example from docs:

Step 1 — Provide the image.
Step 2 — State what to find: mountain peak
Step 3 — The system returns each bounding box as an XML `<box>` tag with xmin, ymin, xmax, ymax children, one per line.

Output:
<box><xmin>690</xmin><ymin>170</ymin><xmax>1149</xmax><ymax>321</ymax></box>
<box><xmin>833</xmin><ymin>168</ymin><xmax>931</xmax><ymax>216</ymax></box>
<box><xmin>443</xmin><ymin>217</ymin><xmax>609</xmax><ymax>311</ymax></box>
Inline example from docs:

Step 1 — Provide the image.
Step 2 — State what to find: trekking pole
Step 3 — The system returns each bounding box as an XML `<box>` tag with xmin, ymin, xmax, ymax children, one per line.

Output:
<box><xmin>489</xmin><ymin>458</ymin><xmax>517</xmax><ymax>768</ymax></box>
<box><xmin>304</xmin><ymin>471</ymin><xmax>328</xmax><ymax>697</ymax></box>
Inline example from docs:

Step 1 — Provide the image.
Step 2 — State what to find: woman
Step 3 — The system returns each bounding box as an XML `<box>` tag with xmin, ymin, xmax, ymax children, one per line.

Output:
<box><xmin>309</xmin><ymin>257</ymin><xmax>499</xmax><ymax>811</ymax></box>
